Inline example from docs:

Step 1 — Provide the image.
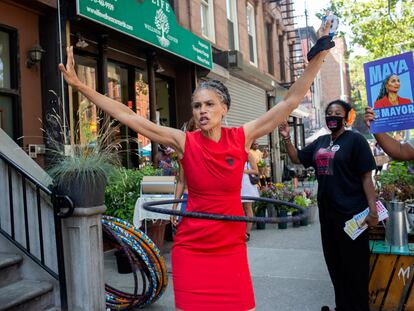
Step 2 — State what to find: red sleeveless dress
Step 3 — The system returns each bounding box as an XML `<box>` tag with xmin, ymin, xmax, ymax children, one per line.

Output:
<box><xmin>172</xmin><ymin>127</ymin><xmax>255</xmax><ymax>310</ymax></box>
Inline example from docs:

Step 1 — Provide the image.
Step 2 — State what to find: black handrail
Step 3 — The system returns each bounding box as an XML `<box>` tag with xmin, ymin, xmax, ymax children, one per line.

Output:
<box><xmin>0</xmin><ymin>152</ymin><xmax>72</xmax><ymax>310</ymax></box>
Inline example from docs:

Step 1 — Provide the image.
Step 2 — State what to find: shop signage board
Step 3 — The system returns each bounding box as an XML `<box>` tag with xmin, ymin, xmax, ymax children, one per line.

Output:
<box><xmin>363</xmin><ymin>52</ymin><xmax>414</xmax><ymax>133</ymax></box>
<box><xmin>76</xmin><ymin>0</ymin><xmax>212</xmax><ymax>70</ymax></box>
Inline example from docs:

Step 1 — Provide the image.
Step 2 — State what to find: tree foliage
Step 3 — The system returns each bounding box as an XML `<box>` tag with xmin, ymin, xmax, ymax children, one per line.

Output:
<box><xmin>319</xmin><ymin>0</ymin><xmax>413</xmax><ymax>136</ymax></box>
<box><xmin>325</xmin><ymin>0</ymin><xmax>414</xmax><ymax>58</ymax></box>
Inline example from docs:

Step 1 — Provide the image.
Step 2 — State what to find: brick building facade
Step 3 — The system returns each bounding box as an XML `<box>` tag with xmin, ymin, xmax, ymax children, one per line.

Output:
<box><xmin>320</xmin><ymin>37</ymin><xmax>351</xmax><ymax>106</ymax></box>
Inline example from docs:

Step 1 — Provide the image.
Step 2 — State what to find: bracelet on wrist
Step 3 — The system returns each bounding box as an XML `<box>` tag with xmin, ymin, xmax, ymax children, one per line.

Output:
<box><xmin>368</xmin><ymin>211</ymin><xmax>379</xmax><ymax>218</ymax></box>
<box><xmin>283</xmin><ymin>136</ymin><xmax>291</xmax><ymax>142</ymax></box>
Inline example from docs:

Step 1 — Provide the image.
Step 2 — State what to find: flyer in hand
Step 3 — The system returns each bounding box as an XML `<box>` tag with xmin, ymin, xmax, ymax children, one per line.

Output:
<box><xmin>344</xmin><ymin>201</ymin><xmax>388</xmax><ymax>240</ymax></box>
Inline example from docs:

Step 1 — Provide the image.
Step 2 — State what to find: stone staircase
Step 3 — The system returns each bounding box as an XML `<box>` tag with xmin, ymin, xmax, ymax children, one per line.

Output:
<box><xmin>0</xmin><ymin>253</ymin><xmax>57</xmax><ymax>311</ymax></box>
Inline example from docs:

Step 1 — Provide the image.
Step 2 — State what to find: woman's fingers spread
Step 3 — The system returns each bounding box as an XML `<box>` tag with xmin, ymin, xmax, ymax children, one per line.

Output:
<box><xmin>323</xmin><ymin>19</ymin><xmax>331</xmax><ymax>37</ymax></box>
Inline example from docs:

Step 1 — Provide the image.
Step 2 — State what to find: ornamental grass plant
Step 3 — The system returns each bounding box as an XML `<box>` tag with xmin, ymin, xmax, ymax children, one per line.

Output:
<box><xmin>44</xmin><ymin>91</ymin><xmax>123</xmax><ymax>185</ymax></box>
<box><xmin>43</xmin><ymin>91</ymin><xmax>136</xmax><ymax>206</ymax></box>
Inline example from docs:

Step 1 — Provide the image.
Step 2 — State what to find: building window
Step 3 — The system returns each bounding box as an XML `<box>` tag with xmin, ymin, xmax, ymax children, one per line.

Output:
<box><xmin>200</xmin><ymin>0</ymin><xmax>215</xmax><ymax>43</ymax></box>
<box><xmin>265</xmin><ymin>23</ymin><xmax>274</xmax><ymax>74</ymax></box>
<box><xmin>278</xmin><ymin>35</ymin><xmax>286</xmax><ymax>82</ymax></box>
<box><xmin>226</xmin><ymin>0</ymin><xmax>239</xmax><ymax>51</ymax></box>
<box><xmin>0</xmin><ymin>27</ymin><xmax>19</xmax><ymax>140</ymax></box>
<box><xmin>246</xmin><ymin>3</ymin><xmax>257</xmax><ymax>66</ymax></box>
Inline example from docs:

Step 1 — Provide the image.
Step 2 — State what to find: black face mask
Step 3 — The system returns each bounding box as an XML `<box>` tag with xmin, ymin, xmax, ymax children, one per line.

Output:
<box><xmin>325</xmin><ymin>116</ymin><xmax>344</xmax><ymax>132</ymax></box>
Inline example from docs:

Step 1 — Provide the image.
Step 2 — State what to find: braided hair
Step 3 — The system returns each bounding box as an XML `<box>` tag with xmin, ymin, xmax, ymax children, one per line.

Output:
<box><xmin>325</xmin><ymin>99</ymin><xmax>352</xmax><ymax>120</ymax></box>
<box><xmin>376</xmin><ymin>74</ymin><xmax>398</xmax><ymax>102</ymax></box>
<box><xmin>192</xmin><ymin>80</ymin><xmax>231</xmax><ymax>109</ymax></box>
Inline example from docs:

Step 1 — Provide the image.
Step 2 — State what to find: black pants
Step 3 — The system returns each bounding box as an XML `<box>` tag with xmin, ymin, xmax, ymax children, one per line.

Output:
<box><xmin>319</xmin><ymin>201</ymin><xmax>370</xmax><ymax>311</ymax></box>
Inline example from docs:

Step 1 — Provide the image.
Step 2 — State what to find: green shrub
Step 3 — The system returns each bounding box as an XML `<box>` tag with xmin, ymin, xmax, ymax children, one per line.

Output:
<box><xmin>104</xmin><ymin>165</ymin><xmax>161</xmax><ymax>223</ymax></box>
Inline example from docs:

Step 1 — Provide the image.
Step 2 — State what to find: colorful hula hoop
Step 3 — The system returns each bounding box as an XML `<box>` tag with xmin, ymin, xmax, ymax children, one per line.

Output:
<box><xmin>102</xmin><ymin>216</ymin><xmax>168</xmax><ymax>310</ymax></box>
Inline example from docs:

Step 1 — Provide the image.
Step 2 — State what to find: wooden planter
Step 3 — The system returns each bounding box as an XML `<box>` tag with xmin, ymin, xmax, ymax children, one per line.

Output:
<box><xmin>369</xmin><ymin>240</ymin><xmax>414</xmax><ymax>310</ymax></box>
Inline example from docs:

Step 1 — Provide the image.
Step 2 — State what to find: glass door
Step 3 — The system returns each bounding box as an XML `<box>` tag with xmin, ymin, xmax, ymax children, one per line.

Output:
<box><xmin>107</xmin><ymin>61</ymin><xmax>131</xmax><ymax>167</ymax></box>
<box><xmin>135</xmin><ymin>70</ymin><xmax>151</xmax><ymax>165</ymax></box>
<box><xmin>73</xmin><ymin>55</ymin><xmax>98</xmax><ymax>145</ymax></box>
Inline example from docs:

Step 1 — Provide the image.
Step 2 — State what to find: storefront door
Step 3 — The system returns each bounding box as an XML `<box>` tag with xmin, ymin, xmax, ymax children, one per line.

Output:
<box><xmin>155</xmin><ymin>75</ymin><xmax>176</xmax><ymax>128</ymax></box>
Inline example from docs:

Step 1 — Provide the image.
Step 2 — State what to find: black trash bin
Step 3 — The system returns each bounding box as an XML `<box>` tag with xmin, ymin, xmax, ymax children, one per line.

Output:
<box><xmin>115</xmin><ymin>250</ymin><xmax>132</xmax><ymax>274</ymax></box>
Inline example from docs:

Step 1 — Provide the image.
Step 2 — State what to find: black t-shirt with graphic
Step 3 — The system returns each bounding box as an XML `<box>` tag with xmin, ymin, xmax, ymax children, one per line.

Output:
<box><xmin>298</xmin><ymin>130</ymin><xmax>376</xmax><ymax>214</ymax></box>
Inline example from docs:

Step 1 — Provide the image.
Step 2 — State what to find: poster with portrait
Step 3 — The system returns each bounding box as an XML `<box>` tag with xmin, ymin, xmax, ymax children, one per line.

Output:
<box><xmin>363</xmin><ymin>52</ymin><xmax>414</xmax><ymax>133</ymax></box>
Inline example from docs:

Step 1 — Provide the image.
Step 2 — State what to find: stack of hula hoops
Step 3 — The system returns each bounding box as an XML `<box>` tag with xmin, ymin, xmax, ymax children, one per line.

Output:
<box><xmin>102</xmin><ymin>216</ymin><xmax>168</xmax><ymax>310</ymax></box>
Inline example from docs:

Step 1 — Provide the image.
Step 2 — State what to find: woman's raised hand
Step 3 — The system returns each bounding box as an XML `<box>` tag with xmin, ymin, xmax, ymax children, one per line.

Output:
<box><xmin>364</xmin><ymin>107</ymin><xmax>375</xmax><ymax>129</ymax></box>
<box><xmin>278</xmin><ymin>121</ymin><xmax>290</xmax><ymax>139</ymax></box>
<box><xmin>58</xmin><ymin>46</ymin><xmax>82</xmax><ymax>90</ymax></box>
<box><xmin>316</xmin><ymin>14</ymin><xmax>332</xmax><ymax>38</ymax></box>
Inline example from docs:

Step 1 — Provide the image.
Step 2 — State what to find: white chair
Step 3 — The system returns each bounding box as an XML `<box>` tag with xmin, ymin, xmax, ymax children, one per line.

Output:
<box><xmin>133</xmin><ymin>176</ymin><xmax>176</xmax><ymax>230</ymax></box>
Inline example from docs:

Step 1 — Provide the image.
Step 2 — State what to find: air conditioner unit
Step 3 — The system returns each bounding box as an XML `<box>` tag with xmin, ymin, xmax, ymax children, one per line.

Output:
<box><xmin>213</xmin><ymin>50</ymin><xmax>244</xmax><ymax>70</ymax></box>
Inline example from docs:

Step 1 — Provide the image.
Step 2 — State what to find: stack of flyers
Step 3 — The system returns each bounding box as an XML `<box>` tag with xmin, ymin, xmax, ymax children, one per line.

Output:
<box><xmin>344</xmin><ymin>201</ymin><xmax>388</xmax><ymax>240</ymax></box>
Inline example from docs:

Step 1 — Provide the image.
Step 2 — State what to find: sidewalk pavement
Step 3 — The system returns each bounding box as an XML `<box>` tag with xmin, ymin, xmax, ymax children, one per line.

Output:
<box><xmin>105</xmin><ymin>220</ymin><xmax>335</xmax><ymax>310</ymax></box>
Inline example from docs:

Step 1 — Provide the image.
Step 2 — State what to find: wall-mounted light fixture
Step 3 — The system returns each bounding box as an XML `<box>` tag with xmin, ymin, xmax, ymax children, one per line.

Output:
<box><xmin>153</xmin><ymin>59</ymin><xmax>165</xmax><ymax>73</ymax></box>
<box><xmin>26</xmin><ymin>44</ymin><xmax>45</xmax><ymax>68</ymax></box>
<box><xmin>75</xmin><ymin>33</ymin><xmax>89</xmax><ymax>48</ymax></box>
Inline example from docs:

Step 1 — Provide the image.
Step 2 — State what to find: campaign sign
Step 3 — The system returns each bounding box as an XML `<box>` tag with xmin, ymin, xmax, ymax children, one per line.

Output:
<box><xmin>363</xmin><ymin>52</ymin><xmax>414</xmax><ymax>133</ymax></box>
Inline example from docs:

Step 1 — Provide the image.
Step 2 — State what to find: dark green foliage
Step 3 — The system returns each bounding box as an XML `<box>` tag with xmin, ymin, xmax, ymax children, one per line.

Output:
<box><xmin>104</xmin><ymin>166</ymin><xmax>161</xmax><ymax>223</ymax></box>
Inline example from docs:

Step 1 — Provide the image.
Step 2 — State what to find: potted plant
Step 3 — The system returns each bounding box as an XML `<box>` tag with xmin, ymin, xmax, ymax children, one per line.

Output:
<box><xmin>377</xmin><ymin>161</ymin><xmax>414</xmax><ymax>244</ymax></box>
<box><xmin>254</xmin><ymin>186</ymin><xmax>273</xmax><ymax>230</ymax></box>
<box><xmin>44</xmin><ymin>91</ymin><xmax>126</xmax><ymax>207</ymax></box>
<box><xmin>293</xmin><ymin>192</ymin><xmax>313</xmax><ymax>226</ymax></box>
<box><xmin>104</xmin><ymin>165</ymin><xmax>169</xmax><ymax>251</ymax></box>
<box><xmin>377</xmin><ymin>161</ymin><xmax>414</xmax><ymax>203</ymax></box>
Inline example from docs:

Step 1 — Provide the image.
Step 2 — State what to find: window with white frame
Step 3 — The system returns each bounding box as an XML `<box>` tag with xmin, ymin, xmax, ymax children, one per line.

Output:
<box><xmin>200</xmin><ymin>0</ymin><xmax>215</xmax><ymax>42</ymax></box>
<box><xmin>226</xmin><ymin>0</ymin><xmax>239</xmax><ymax>50</ymax></box>
<box><xmin>246</xmin><ymin>3</ymin><xmax>257</xmax><ymax>65</ymax></box>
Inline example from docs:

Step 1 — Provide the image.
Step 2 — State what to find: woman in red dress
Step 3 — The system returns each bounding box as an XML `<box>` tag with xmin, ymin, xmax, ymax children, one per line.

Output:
<box><xmin>59</xmin><ymin>22</ymin><xmax>333</xmax><ymax>311</ymax></box>
<box><xmin>373</xmin><ymin>74</ymin><xmax>412</xmax><ymax>108</ymax></box>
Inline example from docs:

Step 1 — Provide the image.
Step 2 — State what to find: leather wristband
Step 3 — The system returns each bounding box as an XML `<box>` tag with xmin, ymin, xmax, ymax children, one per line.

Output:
<box><xmin>307</xmin><ymin>35</ymin><xmax>335</xmax><ymax>61</ymax></box>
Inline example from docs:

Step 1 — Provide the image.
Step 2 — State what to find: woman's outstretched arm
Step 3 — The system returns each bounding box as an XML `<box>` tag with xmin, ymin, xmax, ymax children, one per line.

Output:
<box><xmin>59</xmin><ymin>47</ymin><xmax>185</xmax><ymax>154</ymax></box>
<box><xmin>244</xmin><ymin>21</ymin><xmax>331</xmax><ymax>148</ymax></box>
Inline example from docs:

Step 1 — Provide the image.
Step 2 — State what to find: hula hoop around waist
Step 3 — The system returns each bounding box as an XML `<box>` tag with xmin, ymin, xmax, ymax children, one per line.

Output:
<box><xmin>143</xmin><ymin>196</ymin><xmax>308</xmax><ymax>224</ymax></box>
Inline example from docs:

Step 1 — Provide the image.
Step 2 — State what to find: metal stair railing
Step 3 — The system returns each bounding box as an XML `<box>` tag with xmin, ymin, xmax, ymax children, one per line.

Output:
<box><xmin>0</xmin><ymin>152</ymin><xmax>74</xmax><ymax>311</ymax></box>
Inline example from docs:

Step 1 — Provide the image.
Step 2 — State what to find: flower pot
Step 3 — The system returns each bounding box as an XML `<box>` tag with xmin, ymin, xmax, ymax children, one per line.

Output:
<box><xmin>56</xmin><ymin>173</ymin><xmax>107</xmax><ymax>207</ymax></box>
<box><xmin>144</xmin><ymin>220</ymin><xmax>168</xmax><ymax>251</ymax></box>
<box><xmin>256</xmin><ymin>207</ymin><xmax>266</xmax><ymax>230</ymax></box>
<box><xmin>277</xmin><ymin>209</ymin><xmax>288</xmax><ymax>229</ymax></box>
<box><xmin>308</xmin><ymin>204</ymin><xmax>318</xmax><ymax>224</ymax></box>
<box><xmin>114</xmin><ymin>250</ymin><xmax>132</xmax><ymax>274</ymax></box>
<box><xmin>300</xmin><ymin>209</ymin><xmax>309</xmax><ymax>226</ymax></box>
<box><xmin>292</xmin><ymin>211</ymin><xmax>301</xmax><ymax>227</ymax></box>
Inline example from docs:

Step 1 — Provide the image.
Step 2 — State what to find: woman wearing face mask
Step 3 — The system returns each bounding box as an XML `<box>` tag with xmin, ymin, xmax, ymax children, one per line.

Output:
<box><xmin>279</xmin><ymin>100</ymin><xmax>378</xmax><ymax>311</ymax></box>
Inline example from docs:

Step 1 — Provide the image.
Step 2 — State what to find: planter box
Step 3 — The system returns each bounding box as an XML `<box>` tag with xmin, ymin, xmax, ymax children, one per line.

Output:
<box><xmin>142</xmin><ymin>220</ymin><xmax>169</xmax><ymax>251</ymax></box>
<box><xmin>278</xmin><ymin>210</ymin><xmax>288</xmax><ymax>229</ymax></box>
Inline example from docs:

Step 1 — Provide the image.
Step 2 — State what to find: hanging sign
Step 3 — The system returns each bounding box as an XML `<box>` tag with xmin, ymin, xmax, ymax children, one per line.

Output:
<box><xmin>76</xmin><ymin>0</ymin><xmax>212</xmax><ymax>69</ymax></box>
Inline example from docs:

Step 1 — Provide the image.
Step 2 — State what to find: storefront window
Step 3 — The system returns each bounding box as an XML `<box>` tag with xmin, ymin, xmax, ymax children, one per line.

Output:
<box><xmin>0</xmin><ymin>95</ymin><xmax>12</xmax><ymax>135</ymax></box>
<box><xmin>73</xmin><ymin>56</ymin><xmax>98</xmax><ymax>145</ymax></box>
<box><xmin>135</xmin><ymin>71</ymin><xmax>150</xmax><ymax>157</ymax></box>
<box><xmin>0</xmin><ymin>31</ymin><xmax>10</xmax><ymax>88</ymax></box>
<box><xmin>0</xmin><ymin>28</ymin><xmax>18</xmax><ymax>140</ymax></box>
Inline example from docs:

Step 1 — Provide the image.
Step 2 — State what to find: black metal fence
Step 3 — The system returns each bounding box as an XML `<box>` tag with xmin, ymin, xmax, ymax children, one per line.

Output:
<box><xmin>0</xmin><ymin>152</ymin><xmax>74</xmax><ymax>310</ymax></box>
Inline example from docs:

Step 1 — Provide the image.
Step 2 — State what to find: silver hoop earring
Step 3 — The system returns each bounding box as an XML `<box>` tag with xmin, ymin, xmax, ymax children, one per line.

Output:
<box><xmin>223</xmin><ymin>116</ymin><xmax>229</xmax><ymax>127</ymax></box>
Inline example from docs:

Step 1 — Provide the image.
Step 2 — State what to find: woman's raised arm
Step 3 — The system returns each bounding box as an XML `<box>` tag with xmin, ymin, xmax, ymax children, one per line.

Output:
<box><xmin>59</xmin><ymin>47</ymin><xmax>185</xmax><ymax>154</ymax></box>
<box><xmin>244</xmin><ymin>20</ymin><xmax>332</xmax><ymax>148</ymax></box>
